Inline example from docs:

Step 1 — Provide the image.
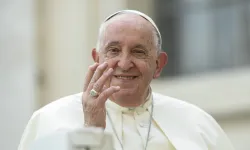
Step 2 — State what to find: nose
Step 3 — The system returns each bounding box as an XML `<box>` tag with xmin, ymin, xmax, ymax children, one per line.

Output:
<box><xmin>117</xmin><ymin>54</ymin><xmax>134</xmax><ymax>71</ymax></box>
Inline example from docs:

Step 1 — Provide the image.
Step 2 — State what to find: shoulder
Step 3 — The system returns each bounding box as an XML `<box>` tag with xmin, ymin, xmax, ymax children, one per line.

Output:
<box><xmin>152</xmin><ymin>92</ymin><xmax>204</xmax><ymax>112</ymax></box>
<box><xmin>36</xmin><ymin>92</ymin><xmax>83</xmax><ymax>115</ymax></box>
<box><xmin>152</xmin><ymin>92</ymin><xmax>215</xmax><ymax>132</ymax></box>
<box><xmin>29</xmin><ymin>93</ymin><xmax>83</xmax><ymax>134</ymax></box>
<box><xmin>18</xmin><ymin>93</ymin><xmax>84</xmax><ymax>149</ymax></box>
<box><xmin>152</xmin><ymin>91</ymin><xmax>214</xmax><ymax>121</ymax></box>
<box><xmin>29</xmin><ymin>92</ymin><xmax>83</xmax><ymax>128</ymax></box>
<box><xmin>152</xmin><ymin>92</ymin><xmax>234</xmax><ymax>148</ymax></box>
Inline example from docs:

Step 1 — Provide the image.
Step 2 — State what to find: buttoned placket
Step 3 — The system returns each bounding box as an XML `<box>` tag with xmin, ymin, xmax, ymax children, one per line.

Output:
<box><xmin>105</xmin><ymin>88</ymin><xmax>153</xmax><ymax>150</ymax></box>
<box><xmin>133</xmin><ymin>108</ymin><xmax>151</xmax><ymax>148</ymax></box>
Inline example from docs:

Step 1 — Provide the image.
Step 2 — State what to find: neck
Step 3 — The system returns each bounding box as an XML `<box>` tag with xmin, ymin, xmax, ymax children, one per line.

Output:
<box><xmin>110</xmin><ymin>87</ymin><xmax>150</xmax><ymax>108</ymax></box>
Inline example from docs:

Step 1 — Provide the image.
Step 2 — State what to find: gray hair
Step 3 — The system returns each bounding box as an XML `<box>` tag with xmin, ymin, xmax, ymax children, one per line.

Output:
<box><xmin>96</xmin><ymin>10</ymin><xmax>162</xmax><ymax>53</ymax></box>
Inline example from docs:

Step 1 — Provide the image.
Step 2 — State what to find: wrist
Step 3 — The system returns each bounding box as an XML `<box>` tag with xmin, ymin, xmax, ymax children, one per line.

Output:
<box><xmin>84</xmin><ymin>121</ymin><xmax>106</xmax><ymax>129</ymax></box>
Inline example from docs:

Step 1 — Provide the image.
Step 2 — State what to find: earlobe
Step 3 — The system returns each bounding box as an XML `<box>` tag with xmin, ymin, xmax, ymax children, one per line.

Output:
<box><xmin>153</xmin><ymin>72</ymin><xmax>158</xmax><ymax>78</ymax></box>
<box><xmin>92</xmin><ymin>48</ymin><xmax>99</xmax><ymax>62</ymax></box>
<box><xmin>153</xmin><ymin>70</ymin><xmax>159</xmax><ymax>79</ymax></box>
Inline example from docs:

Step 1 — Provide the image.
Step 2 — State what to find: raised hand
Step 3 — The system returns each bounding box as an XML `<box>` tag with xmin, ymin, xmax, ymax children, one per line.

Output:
<box><xmin>82</xmin><ymin>62</ymin><xmax>120</xmax><ymax>128</ymax></box>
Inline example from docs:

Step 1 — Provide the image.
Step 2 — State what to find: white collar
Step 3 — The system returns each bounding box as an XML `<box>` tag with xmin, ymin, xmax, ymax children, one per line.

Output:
<box><xmin>106</xmin><ymin>88</ymin><xmax>152</xmax><ymax>114</ymax></box>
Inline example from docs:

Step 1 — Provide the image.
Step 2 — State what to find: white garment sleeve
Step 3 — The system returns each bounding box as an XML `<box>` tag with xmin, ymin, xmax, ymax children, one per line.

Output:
<box><xmin>18</xmin><ymin>111</ymin><xmax>40</xmax><ymax>150</ymax></box>
<box><xmin>198</xmin><ymin>112</ymin><xmax>235</xmax><ymax>150</ymax></box>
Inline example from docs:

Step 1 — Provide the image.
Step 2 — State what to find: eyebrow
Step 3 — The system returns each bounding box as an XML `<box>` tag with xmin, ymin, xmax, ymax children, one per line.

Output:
<box><xmin>133</xmin><ymin>44</ymin><xmax>148</xmax><ymax>51</ymax></box>
<box><xmin>104</xmin><ymin>41</ymin><xmax>149</xmax><ymax>51</ymax></box>
<box><xmin>105</xmin><ymin>41</ymin><xmax>120</xmax><ymax>48</ymax></box>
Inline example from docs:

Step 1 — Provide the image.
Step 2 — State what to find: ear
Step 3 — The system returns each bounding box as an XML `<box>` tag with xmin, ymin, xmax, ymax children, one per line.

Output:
<box><xmin>92</xmin><ymin>48</ymin><xmax>99</xmax><ymax>63</ymax></box>
<box><xmin>153</xmin><ymin>52</ymin><xmax>168</xmax><ymax>79</ymax></box>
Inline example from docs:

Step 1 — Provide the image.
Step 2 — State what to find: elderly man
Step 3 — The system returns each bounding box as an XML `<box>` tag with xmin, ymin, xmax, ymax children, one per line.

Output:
<box><xmin>18</xmin><ymin>10</ymin><xmax>234</xmax><ymax>150</ymax></box>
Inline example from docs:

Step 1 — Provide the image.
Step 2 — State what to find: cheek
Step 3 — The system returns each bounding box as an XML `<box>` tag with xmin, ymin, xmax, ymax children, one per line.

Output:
<box><xmin>144</xmin><ymin>58</ymin><xmax>158</xmax><ymax>77</ymax></box>
<box><xmin>99</xmin><ymin>55</ymin><xmax>117</xmax><ymax>66</ymax></box>
<box><xmin>105</xmin><ymin>58</ymin><xmax>118</xmax><ymax>69</ymax></box>
<box><xmin>136</xmin><ymin>61</ymin><xmax>155</xmax><ymax>77</ymax></box>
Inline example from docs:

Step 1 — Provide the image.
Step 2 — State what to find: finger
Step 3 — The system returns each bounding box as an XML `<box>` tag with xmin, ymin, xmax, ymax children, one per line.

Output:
<box><xmin>98</xmin><ymin>86</ymin><xmax>120</xmax><ymax>104</ymax></box>
<box><xmin>92</xmin><ymin>68</ymin><xmax>113</xmax><ymax>92</ymax></box>
<box><xmin>87</xmin><ymin>62</ymin><xmax>108</xmax><ymax>91</ymax></box>
<box><xmin>102</xmin><ymin>84</ymin><xmax>108</xmax><ymax>92</ymax></box>
<box><xmin>83</xmin><ymin>63</ymin><xmax>99</xmax><ymax>91</ymax></box>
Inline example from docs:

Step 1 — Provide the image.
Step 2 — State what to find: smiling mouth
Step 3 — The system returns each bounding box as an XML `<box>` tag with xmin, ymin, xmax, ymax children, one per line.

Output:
<box><xmin>114</xmin><ymin>75</ymin><xmax>138</xmax><ymax>80</ymax></box>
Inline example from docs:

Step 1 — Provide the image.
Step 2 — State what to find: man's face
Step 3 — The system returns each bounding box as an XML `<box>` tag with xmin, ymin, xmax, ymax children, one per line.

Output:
<box><xmin>93</xmin><ymin>14</ymin><xmax>166</xmax><ymax>106</ymax></box>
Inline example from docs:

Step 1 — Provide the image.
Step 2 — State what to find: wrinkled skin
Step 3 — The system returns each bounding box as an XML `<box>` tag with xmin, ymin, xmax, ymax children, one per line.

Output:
<box><xmin>82</xmin><ymin>13</ymin><xmax>167</xmax><ymax>128</ymax></box>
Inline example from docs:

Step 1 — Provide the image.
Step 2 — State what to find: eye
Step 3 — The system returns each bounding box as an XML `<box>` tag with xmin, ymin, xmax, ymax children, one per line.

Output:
<box><xmin>132</xmin><ymin>49</ymin><xmax>148</xmax><ymax>59</ymax></box>
<box><xmin>106</xmin><ymin>47</ymin><xmax>120</xmax><ymax>58</ymax></box>
<box><xmin>109</xmin><ymin>47</ymin><xmax>120</xmax><ymax>53</ymax></box>
<box><xmin>133</xmin><ymin>49</ymin><xmax>146</xmax><ymax>54</ymax></box>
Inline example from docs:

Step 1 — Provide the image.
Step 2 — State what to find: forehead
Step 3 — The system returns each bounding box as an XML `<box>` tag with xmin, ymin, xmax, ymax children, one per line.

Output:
<box><xmin>100</xmin><ymin>14</ymin><xmax>156</xmax><ymax>48</ymax></box>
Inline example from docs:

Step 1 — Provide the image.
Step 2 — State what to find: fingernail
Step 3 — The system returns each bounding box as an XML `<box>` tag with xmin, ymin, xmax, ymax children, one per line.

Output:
<box><xmin>102</xmin><ymin>62</ymin><xmax>108</xmax><ymax>66</ymax></box>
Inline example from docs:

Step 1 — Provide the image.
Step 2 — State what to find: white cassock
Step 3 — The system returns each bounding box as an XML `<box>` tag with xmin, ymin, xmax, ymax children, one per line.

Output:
<box><xmin>18</xmin><ymin>91</ymin><xmax>234</xmax><ymax>150</ymax></box>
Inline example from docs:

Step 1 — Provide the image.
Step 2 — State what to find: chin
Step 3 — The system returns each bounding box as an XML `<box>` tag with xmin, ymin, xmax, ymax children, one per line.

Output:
<box><xmin>118</xmin><ymin>88</ymin><xmax>137</xmax><ymax>96</ymax></box>
<box><xmin>111</xmin><ymin>88</ymin><xmax>137</xmax><ymax>100</ymax></box>
<box><xmin>111</xmin><ymin>91</ymin><xmax>140</xmax><ymax>107</ymax></box>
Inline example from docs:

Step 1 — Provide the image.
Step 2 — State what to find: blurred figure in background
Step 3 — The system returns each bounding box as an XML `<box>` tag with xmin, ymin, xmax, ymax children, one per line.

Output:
<box><xmin>18</xmin><ymin>10</ymin><xmax>234</xmax><ymax>150</ymax></box>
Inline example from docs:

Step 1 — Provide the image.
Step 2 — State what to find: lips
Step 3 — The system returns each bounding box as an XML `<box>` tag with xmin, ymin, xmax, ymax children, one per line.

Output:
<box><xmin>114</xmin><ymin>75</ymin><xmax>138</xmax><ymax>80</ymax></box>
